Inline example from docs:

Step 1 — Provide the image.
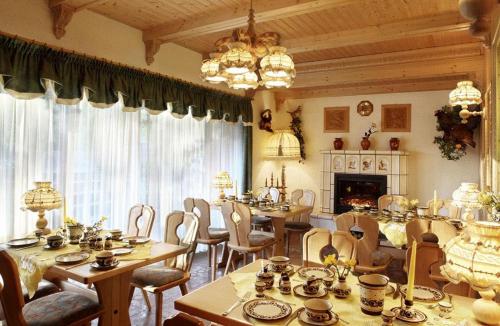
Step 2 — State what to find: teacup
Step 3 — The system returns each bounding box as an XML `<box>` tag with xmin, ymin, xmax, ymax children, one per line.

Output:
<box><xmin>46</xmin><ymin>235</ymin><xmax>64</xmax><ymax>248</ymax></box>
<box><xmin>303</xmin><ymin>276</ymin><xmax>321</xmax><ymax>295</ymax></box>
<box><xmin>95</xmin><ymin>251</ymin><xmax>115</xmax><ymax>267</ymax></box>
<box><xmin>255</xmin><ymin>281</ymin><xmax>266</xmax><ymax>298</ymax></box>
<box><xmin>304</xmin><ymin>299</ymin><xmax>333</xmax><ymax>322</ymax></box>
<box><xmin>269</xmin><ymin>256</ymin><xmax>290</xmax><ymax>273</ymax></box>
<box><xmin>381</xmin><ymin>310</ymin><xmax>396</xmax><ymax>325</ymax></box>
<box><xmin>323</xmin><ymin>276</ymin><xmax>334</xmax><ymax>290</ymax></box>
<box><xmin>438</xmin><ymin>301</ymin><xmax>453</xmax><ymax>318</ymax></box>
<box><xmin>109</xmin><ymin>229</ymin><xmax>122</xmax><ymax>240</ymax></box>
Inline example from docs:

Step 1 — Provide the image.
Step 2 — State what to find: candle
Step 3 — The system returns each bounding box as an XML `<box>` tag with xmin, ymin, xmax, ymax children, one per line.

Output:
<box><xmin>433</xmin><ymin>190</ymin><xmax>438</xmax><ymax>216</ymax></box>
<box><xmin>63</xmin><ymin>197</ymin><xmax>67</xmax><ymax>223</ymax></box>
<box><xmin>406</xmin><ymin>239</ymin><xmax>417</xmax><ymax>301</ymax></box>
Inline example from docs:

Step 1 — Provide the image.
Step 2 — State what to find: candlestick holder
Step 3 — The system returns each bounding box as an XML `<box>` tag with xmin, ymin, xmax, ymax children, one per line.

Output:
<box><xmin>391</xmin><ymin>299</ymin><xmax>427</xmax><ymax>323</ymax></box>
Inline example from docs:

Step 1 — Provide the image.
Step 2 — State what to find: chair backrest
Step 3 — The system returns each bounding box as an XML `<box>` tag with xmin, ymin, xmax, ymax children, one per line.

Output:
<box><xmin>0</xmin><ymin>249</ymin><xmax>27</xmax><ymax>325</ymax></box>
<box><xmin>269</xmin><ymin>187</ymin><xmax>280</xmax><ymax>203</ymax></box>
<box><xmin>443</xmin><ymin>282</ymin><xmax>479</xmax><ymax>298</ymax></box>
<box><xmin>378</xmin><ymin>195</ymin><xmax>406</xmax><ymax>211</ymax></box>
<box><xmin>187</xmin><ymin>198</ymin><xmax>211</xmax><ymax>240</ymax></box>
<box><xmin>303</xmin><ymin>229</ymin><xmax>356</xmax><ymax>267</ymax></box>
<box><xmin>183</xmin><ymin>198</ymin><xmax>195</xmax><ymax>213</ymax></box>
<box><xmin>430</xmin><ymin>220</ymin><xmax>458</xmax><ymax>248</ymax></box>
<box><xmin>355</xmin><ymin>214</ymin><xmax>379</xmax><ymax>267</ymax></box>
<box><xmin>405</xmin><ymin>219</ymin><xmax>430</xmax><ymax>244</ymax></box>
<box><xmin>335</xmin><ymin>213</ymin><xmax>356</xmax><ymax>232</ymax></box>
<box><xmin>128</xmin><ymin>204</ymin><xmax>156</xmax><ymax>237</ymax></box>
<box><xmin>164</xmin><ymin>211</ymin><xmax>199</xmax><ymax>272</ymax></box>
<box><xmin>300</xmin><ymin>190</ymin><xmax>316</xmax><ymax>207</ymax></box>
<box><xmin>221</xmin><ymin>202</ymin><xmax>253</xmax><ymax>248</ymax></box>
<box><xmin>405</xmin><ymin>242</ymin><xmax>444</xmax><ymax>288</ymax></box>
<box><xmin>291</xmin><ymin>189</ymin><xmax>303</xmax><ymax>205</ymax></box>
<box><xmin>256</xmin><ymin>187</ymin><xmax>270</xmax><ymax>200</ymax></box>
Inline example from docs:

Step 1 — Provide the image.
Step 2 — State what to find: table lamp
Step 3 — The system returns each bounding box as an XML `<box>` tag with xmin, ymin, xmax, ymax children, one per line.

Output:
<box><xmin>452</xmin><ymin>182</ymin><xmax>482</xmax><ymax>222</ymax></box>
<box><xmin>213</xmin><ymin>171</ymin><xmax>233</xmax><ymax>202</ymax></box>
<box><xmin>21</xmin><ymin>181</ymin><xmax>62</xmax><ymax>235</ymax></box>
<box><xmin>264</xmin><ymin>130</ymin><xmax>301</xmax><ymax>202</ymax></box>
<box><xmin>440</xmin><ymin>221</ymin><xmax>500</xmax><ymax>325</ymax></box>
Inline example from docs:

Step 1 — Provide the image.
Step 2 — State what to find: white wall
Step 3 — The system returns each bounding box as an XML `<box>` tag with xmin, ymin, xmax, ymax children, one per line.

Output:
<box><xmin>252</xmin><ymin>90</ymin><xmax>481</xmax><ymax>210</ymax></box>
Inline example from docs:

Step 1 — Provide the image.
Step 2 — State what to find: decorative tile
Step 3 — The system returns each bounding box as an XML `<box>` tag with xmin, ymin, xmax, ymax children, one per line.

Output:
<box><xmin>376</xmin><ymin>155</ymin><xmax>391</xmax><ymax>175</ymax></box>
<box><xmin>346</xmin><ymin>155</ymin><xmax>360</xmax><ymax>173</ymax></box>
<box><xmin>360</xmin><ymin>155</ymin><xmax>375</xmax><ymax>174</ymax></box>
<box><xmin>332</xmin><ymin>155</ymin><xmax>345</xmax><ymax>172</ymax></box>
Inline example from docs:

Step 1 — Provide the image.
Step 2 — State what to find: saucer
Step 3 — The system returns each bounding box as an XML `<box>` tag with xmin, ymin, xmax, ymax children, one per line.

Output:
<box><xmin>43</xmin><ymin>244</ymin><xmax>67</xmax><ymax>250</ymax></box>
<box><xmin>90</xmin><ymin>260</ymin><xmax>119</xmax><ymax>270</ymax></box>
<box><xmin>298</xmin><ymin>309</ymin><xmax>339</xmax><ymax>325</ymax></box>
<box><xmin>293</xmin><ymin>285</ymin><xmax>328</xmax><ymax>298</ymax></box>
<box><xmin>391</xmin><ymin>307</ymin><xmax>427</xmax><ymax>323</ymax></box>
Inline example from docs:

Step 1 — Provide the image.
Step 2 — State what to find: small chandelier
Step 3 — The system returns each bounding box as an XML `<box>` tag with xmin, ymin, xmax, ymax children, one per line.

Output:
<box><xmin>449</xmin><ymin>81</ymin><xmax>483</xmax><ymax>123</ymax></box>
<box><xmin>200</xmin><ymin>0</ymin><xmax>295</xmax><ymax>90</ymax></box>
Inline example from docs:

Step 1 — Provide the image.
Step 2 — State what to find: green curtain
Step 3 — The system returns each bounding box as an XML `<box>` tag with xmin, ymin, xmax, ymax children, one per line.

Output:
<box><xmin>0</xmin><ymin>35</ymin><xmax>252</xmax><ymax>123</ymax></box>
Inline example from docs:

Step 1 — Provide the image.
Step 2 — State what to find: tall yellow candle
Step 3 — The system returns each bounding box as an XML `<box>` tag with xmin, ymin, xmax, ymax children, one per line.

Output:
<box><xmin>433</xmin><ymin>190</ymin><xmax>438</xmax><ymax>216</ymax></box>
<box><xmin>406</xmin><ymin>239</ymin><xmax>417</xmax><ymax>301</ymax></box>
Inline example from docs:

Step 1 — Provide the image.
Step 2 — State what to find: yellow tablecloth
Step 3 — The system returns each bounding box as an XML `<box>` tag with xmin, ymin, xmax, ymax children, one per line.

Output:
<box><xmin>6</xmin><ymin>238</ymin><xmax>153</xmax><ymax>298</ymax></box>
<box><xmin>229</xmin><ymin>271</ymin><xmax>474</xmax><ymax>325</ymax></box>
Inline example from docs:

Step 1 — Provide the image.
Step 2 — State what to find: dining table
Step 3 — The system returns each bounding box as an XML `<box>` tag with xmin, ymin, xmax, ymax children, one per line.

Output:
<box><xmin>212</xmin><ymin>202</ymin><xmax>312</xmax><ymax>256</ymax></box>
<box><xmin>4</xmin><ymin>236</ymin><xmax>187</xmax><ymax>326</ymax></box>
<box><xmin>175</xmin><ymin>259</ymin><xmax>476</xmax><ymax>326</ymax></box>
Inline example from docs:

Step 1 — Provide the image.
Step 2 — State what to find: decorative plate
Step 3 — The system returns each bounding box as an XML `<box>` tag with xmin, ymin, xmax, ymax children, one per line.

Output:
<box><xmin>357</xmin><ymin>100</ymin><xmax>373</xmax><ymax>116</ymax></box>
<box><xmin>298</xmin><ymin>308</ymin><xmax>339</xmax><ymax>325</ymax></box>
<box><xmin>243</xmin><ymin>299</ymin><xmax>292</xmax><ymax>321</ymax></box>
<box><xmin>391</xmin><ymin>306</ymin><xmax>427</xmax><ymax>323</ymax></box>
<box><xmin>7</xmin><ymin>238</ymin><xmax>39</xmax><ymax>248</ymax></box>
<box><xmin>43</xmin><ymin>244</ymin><xmax>67</xmax><ymax>250</ymax></box>
<box><xmin>297</xmin><ymin>267</ymin><xmax>334</xmax><ymax>280</ymax></box>
<box><xmin>90</xmin><ymin>260</ymin><xmax>119</xmax><ymax>271</ymax></box>
<box><xmin>55</xmin><ymin>252</ymin><xmax>90</xmax><ymax>265</ymax></box>
<box><xmin>121</xmin><ymin>236</ymin><xmax>150</xmax><ymax>244</ymax></box>
<box><xmin>111</xmin><ymin>248</ymin><xmax>134</xmax><ymax>256</ymax></box>
<box><xmin>293</xmin><ymin>285</ymin><xmax>328</xmax><ymax>298</ymax></box>
<box><xmin>399</xmin><ymin>285</ymin><xmax>444</xmax><ymax>302</ymax></box>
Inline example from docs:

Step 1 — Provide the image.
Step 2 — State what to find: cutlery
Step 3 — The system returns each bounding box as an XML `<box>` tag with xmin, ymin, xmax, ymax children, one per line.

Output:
<box><xmin>222</xmin><ymin>291</ymin><xmax>252</xmax><ymax>316</ymax></box>
<box><xmin>285</xmin><ymin>307</ymin><xmax>304</xmax><ymax>326</ymax></box>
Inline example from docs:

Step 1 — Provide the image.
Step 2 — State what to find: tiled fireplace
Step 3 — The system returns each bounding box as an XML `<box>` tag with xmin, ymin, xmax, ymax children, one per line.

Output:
<box><xmin>320</xmin><ymin>150</ymin><xmax>408</xmax><ymax>214</ymax></box>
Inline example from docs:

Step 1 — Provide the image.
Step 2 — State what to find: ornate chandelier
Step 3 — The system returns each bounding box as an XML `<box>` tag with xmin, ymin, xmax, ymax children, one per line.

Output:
<box><xmin>200</xmin><ymin>1</ymin><xmax>295</xmax><ymax>90</ymax></box>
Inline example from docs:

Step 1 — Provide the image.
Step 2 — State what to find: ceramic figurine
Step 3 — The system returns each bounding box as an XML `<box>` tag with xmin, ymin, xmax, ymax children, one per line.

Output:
<box><xmin>279</xmin><ymin>272</ymin><xmax>291</xmax><ymax>295</ymax></box>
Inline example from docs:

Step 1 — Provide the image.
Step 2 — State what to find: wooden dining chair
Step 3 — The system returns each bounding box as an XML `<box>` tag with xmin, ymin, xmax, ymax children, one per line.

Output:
<box><xmin>335</xmin><ymin>212</ymin><xmax>356</xmax><ymax>232</ymax></box>
<box><xmin>130</xmin><ymin>211</ymin><xmax>199</xmax><ymax>326</ymax></box>
<box><xmin>404</xmin><ymin>241</ymin><xmax>444</xmax><ymax>288</ymax></box>
<box><xmin>285</xmin><ymin>189</ymin><xmax>315</xmax><ymax>256</ymax></box>
<box><xmin>303</xmin><ymin>229</ymin><xmax>357</xmax><ymax>267</ymax></box>
<box><xmin>221</xmin><ymin>202</ymin><xmax>276</xmax><ymax>275</ymax></box>
<box><xmin>378</xmin><ymin>195</ymin><xmax>406</xmax><ymax>211</ymax></box>
<box><xmin>128</xmin><ymin>204</ymin><xmax>156</xmax><ymax>237</ymax></box>
<box><xmin>430</xmin><ymin>220</ymin><xmax>458</xmax><ymax>248</ymax></box>
<box><xmin>354</xmin><ymin>214</ymin><xmax>392</xmax><ymax>274</ymax></box>
<box><xmin>0</xmin><ymin>249</ymin><xmax>103</xmax><ymax>326</ymax></box>
<box><xmin>163</xmin><ymin>312</ymin><xmax>204</xmax><ymax>325</ymax></box>
<box><xmin>252</xmin><ymin>187</ymin><xmax>274</xmax><ymax>231</ymax></box>
<box><xmin>269</xmin><ymin>187</ymin><xmax>280</xmax><ymax>203</ymax></box>
<box><xmin>291</xmin><ymin>189</ymin><xmax>303</xmax><ymax>205</ymax></box>
<box><xmin>184</xmin><ymin>197</ymin><xmax>229</xmax><ymax>281</ymax></box>
<box><xmin>405</xmin><ymin>219</ymin><xmax>430</xmax><ymax>245</ymax></box>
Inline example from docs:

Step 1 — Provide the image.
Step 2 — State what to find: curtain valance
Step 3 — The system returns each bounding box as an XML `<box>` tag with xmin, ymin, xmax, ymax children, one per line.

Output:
<box><xmin>0</xmin><ymin>35</ymin><xmax>252</xmax><ymax>123</ymax></box>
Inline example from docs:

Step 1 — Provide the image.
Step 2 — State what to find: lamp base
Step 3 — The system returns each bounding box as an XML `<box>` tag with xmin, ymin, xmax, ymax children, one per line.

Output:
<box><xmin>36</xmin><ymin>211</ymin><xmax>51</xmax><ymax>235</ymax></box>
<box><xmin>473</xmin><ymin>291</ymin><xmax>500</xmax><ymax>325</ymax></box>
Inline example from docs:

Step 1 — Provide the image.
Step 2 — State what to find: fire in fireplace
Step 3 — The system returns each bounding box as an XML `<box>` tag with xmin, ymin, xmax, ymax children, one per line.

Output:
<box><xmin>334</xmin><ymin>174</ymin><xmax>387</xmax><ymax>214</ymax></box>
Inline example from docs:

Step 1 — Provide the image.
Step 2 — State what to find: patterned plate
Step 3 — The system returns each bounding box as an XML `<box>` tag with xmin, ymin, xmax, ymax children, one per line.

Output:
<box><xmin>121</xmin><ymin>236</ymin><xmax>150</xmax><ymax>244</ymax></box>
<box><xmin>399</xmin><ymin>285</ymin><xmax>445</xmax><ymax>303</ymax></box>
<box><xmin>297</xmin><ymin>267</ymin><xmax>334</xmax><ymax>280</ymax></box>
<box><xmin>298</xmin><ymin>308</ymin><xmax>339</xmax><ymax>325</ymax></box>
<box><xmin>7</xmin><ymin>238</ymin><xmax>39</xmax><ymax>248</ymax></box>
<box><xmin>55</xmin><ymin>252</ymin><xmax>90</xmax><ymax>265</ymax></box>
<box><xmin>391</xmin><ymin>306</ymin><xmax>427</xmax><ymax>323</ymax></box>
<box><xmin>293</xmin><ymin>285</ymin><xmax>328</xmax><ymax>298</ymax></box>
<box><xmin>90</xmin><ymin>260</ymin><xmax>119</xmax><ymax>271</ymax></box>
<box><xmin>243</xmin><ymin>299</ymin><xmax>292</xmax><ymax>321</ymax></box>
<box><xmin>111</xmin><ymin>248</ymin><xmax>134</xmax><ymax>256</ymax></box>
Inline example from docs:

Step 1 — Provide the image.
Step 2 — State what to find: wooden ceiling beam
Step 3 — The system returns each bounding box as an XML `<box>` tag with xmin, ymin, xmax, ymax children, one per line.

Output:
<box><xmin>283</xmin><ymin>12</ymin><xmax>471</xmax><ymax>54</ymax></box>
<box><xmin>142</xmin><ymin>0</ymin><xmax>359</xmax><ymax>43</ymax></box>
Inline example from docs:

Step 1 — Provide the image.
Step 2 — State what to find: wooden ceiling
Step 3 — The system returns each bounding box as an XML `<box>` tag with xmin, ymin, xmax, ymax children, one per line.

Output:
<box><xmin>48</xmin><ymin>0</ymin><xmax>489</xmax><ymax>99</ymax></box>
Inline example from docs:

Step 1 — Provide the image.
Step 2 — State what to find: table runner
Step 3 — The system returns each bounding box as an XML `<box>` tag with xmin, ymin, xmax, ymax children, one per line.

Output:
<box><xmin>228</xmin><ymin>270</ymin><xmax>474</xmax><ymax>325</ymax></box>
<box><xmin>6</xmin><ymin>238</ymin><xmax>153</xmax><ymax>298</ymax></box>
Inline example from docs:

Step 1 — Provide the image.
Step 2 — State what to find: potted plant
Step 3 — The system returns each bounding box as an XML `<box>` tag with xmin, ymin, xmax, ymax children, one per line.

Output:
<box><xmin>361</xmin><ymin>123</ymin><xmax>377</xmax><ymax>150</ymax></box>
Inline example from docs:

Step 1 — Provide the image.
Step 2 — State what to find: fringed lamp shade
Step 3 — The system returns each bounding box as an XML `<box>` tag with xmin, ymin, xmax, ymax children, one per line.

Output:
<box><xmin>452</xmin><ymin>182</ymin><xmax>483</xmax><ymax>221</ymax></box>
<box><xmin>440</xmin><ymin>221</ymin><xmax>500</xmax><ymax>324</ymax></box>
<box><xmin>264</xmin><ymin>130</ymin><xmax>301</xmax><ymax>160</ymax></box>
<box><xmin>449</xmin><ymin>81</ymin><xmax>482</xmax><ymax>108</ymax></box>
<box><xmin>21</xmin><ymin>181</ymin><xmax>62</xmax><ymax>234</ymax></box>
<box><xmin>220</xmin><ymin>42</ymin><xmax>255</xmax><ymax>75</ymax></box>
<box><xmin>213</xmin><ymin>171</ymin><xmax>233</xmax><ymax>200</ymax></box>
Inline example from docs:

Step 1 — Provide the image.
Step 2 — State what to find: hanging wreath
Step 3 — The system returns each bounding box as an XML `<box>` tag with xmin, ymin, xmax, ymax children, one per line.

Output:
<box><xmin>433</xmin><ymin>105</ymin><xmax>480</xmax><ymax>161</ymax></box>
<box><xmin>288</xmin><ymin>105</ymin><xmax>305</xmax><ymax>162</ymax></box>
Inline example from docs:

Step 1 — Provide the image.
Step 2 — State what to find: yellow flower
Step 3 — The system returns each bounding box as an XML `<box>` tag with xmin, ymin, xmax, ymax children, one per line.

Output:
<box><xmin>64</xmin><ymin>216</ymin><xmax>78</xmax><ymax>225</ymax></box>
<box><xmin>323</xmin><ymin>254</ymin><xmax>337</xmax><ymax>266</ymax></box>
<box><xmin>347</xmin><ymin>258</ymin><xmax>357</xmax><ymax>267</ymax></box>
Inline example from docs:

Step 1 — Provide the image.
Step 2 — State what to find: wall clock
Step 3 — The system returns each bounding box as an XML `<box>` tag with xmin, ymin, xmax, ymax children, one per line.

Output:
<box><xmin>357</xmin><ymin>100</ymin><xmax>373</xmax><ymax>116</ymax></box>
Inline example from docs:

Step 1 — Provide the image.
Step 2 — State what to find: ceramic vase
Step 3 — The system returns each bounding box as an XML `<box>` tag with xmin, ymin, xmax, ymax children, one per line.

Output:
<box><xmin>333</xmin><ymin>277</ymin><xmax>351</xmax><ymax>299</ymax></box>
<box><xmin>361</xmin><ymin>137</ymin><xmax>371</xmax><ymax>150</ymax></box>
<box><xmin>389</xmin><ymin>137</ymin><xmax>400</xmax><ymax>151</ymax></box>
<box><xmin>333</xmin><ymin>138</ymin><xmax>344</xmax><ymax>150</ymax></box>
<box><xmin>358</xmin><ymin>274</ymin><xmax>388</xmax><ymax>315</ymax></box>
<box><xmin>67</xmin><ymin>224</ymin><xmax>83</xmax><ymax>244</ymax></box>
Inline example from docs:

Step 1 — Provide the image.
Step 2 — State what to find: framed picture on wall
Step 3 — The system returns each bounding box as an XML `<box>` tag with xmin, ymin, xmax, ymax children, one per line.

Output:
<box><xmin>381</xmin><ymin>104</ymin><xmax>411</xmax><ymax>132</ymax></box>
<box><xmin>324</xmin><ymin>106</ymin><xmax>349</xmax><ymax>132</ymax></box>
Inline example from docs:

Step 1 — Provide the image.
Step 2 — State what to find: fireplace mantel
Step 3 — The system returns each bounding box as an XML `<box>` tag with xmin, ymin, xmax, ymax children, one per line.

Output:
<box><xmin>320</xmin><ymin>150</ymin><xmax>409</xmax><ymax>214</ymax></box>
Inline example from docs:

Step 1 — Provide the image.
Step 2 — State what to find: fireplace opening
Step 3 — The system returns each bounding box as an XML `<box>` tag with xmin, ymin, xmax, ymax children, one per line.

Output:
<box><xmin>334</xmin><ymin>174</ymin><xmax>387</xmax><ymax>214</ymax></box>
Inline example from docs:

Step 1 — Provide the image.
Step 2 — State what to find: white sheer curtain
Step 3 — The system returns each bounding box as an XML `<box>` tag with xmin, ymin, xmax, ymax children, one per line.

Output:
<box><xmin>0</xmin><ymin>89</ymin><xmax>245</xmax><ymax>242</ymax></box>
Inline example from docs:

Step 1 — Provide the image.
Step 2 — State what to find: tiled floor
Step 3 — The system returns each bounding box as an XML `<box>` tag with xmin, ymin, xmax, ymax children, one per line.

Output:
<box><xmin>126</xmin><ymin>243</ymin><xmax>407</xmax><ymax>325</ymax></box>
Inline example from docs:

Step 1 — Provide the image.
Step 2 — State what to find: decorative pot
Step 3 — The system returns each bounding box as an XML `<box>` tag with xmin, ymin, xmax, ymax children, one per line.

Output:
<box><xmin>333</xmin><ymin>138</ymin><xmax>344</xmax><ymax>150</ymax></box>
<box><xmin>358</xmin><ymin>274</ymin><xmax>388</xmax><ymax>315</ymax></box>
<box><xmin>360</xmin><ymin>137</ymin><xmax>371</xmax><ymax>150</ymax></box>
<box><xmin>67</xmin><ymin>224</ymin><xmax>84</xmax><ymax>244</ymax></box>
<box><xmin>389</xmin><ymin>138</ymin><xmax>400</xmax><ymax>151</ymax></box>
<box><xmin>333</xmin><ymin>277</ymin><xmax>351</xmax><ymax>299</ymax></box>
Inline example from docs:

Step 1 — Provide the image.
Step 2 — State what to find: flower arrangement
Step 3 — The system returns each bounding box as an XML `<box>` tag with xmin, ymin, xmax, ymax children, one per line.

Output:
<box><xmin>92</xmin><ymin>216</ymin><xmax>107</xmax><ymax>230</ymax></box>
<box><xmin>64</xmin><ymin>216</ymin><xmax>80</xmax><ymax>226</ymax></box>
<box><xmin>478</xmin><ymin>191</ymin><xmax>500</xmax><ymax>222</ymax></box>
<box><xmin>363</xmin><ymin>123</ymin><xmax>378</xmax><ymax>139</ymax></box>
<box><xmin>323</xmin><ymin>254</ymin><xmax>356</xmax><ymax>280</ymax></box>
<box><xmin>397</xmin><ymin>198</ymin><xmax>419</xmax><ymax>211</ymax></box>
